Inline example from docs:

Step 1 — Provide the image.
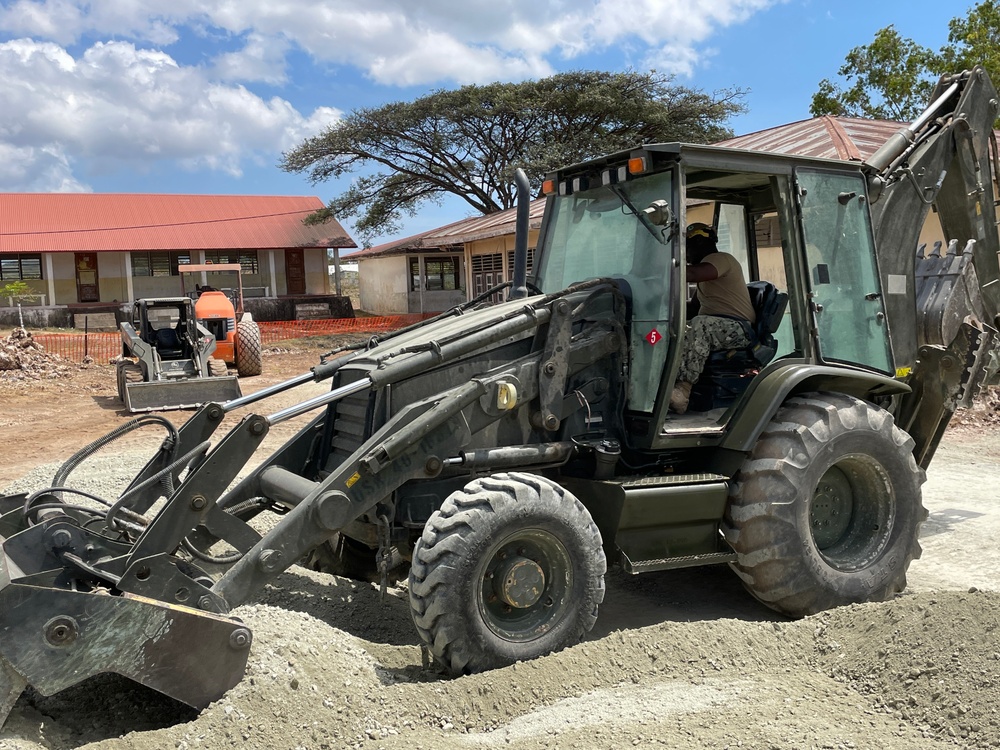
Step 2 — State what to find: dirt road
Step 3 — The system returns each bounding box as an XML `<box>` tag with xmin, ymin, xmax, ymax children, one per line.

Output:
<box><xmin>1</xmin><ymin>339</ymin><xmax>999</xmax><ymax>749</ymax></box>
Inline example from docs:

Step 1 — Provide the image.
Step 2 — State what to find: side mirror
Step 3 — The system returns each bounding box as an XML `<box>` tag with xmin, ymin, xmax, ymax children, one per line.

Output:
<box><xmin>642</xmin><ymin>199</ymin><xmax>673</xmax><ymax>227</ymax></box>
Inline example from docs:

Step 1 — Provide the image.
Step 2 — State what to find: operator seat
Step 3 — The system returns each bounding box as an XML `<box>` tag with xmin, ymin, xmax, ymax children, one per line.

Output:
<box><xmin>688</xmin><ymin>280</ymin><xmax>788</xmax><ymax>411</ymax></box>
<box><xmin>154</xmin><ymin>327</ymin><xmax>185</xmax><ymax>360</ymax></box>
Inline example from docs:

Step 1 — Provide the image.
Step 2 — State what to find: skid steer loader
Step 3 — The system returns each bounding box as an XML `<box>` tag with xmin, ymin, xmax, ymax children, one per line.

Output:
<box><xmin>116</xmin><ymin>296</ymin><xmax>243</xmax><ymax>412</ymax></box>
<box><xmin>1</xmin><ymin>67</ymin><xmax>999</xmax><ymax>722</ymax></box>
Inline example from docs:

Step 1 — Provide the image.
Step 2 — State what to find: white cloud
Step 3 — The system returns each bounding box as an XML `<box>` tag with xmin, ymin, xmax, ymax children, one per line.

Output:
<box><xmin>0</xmin><ymin>0</ymin><xmax>780</xmax><ymax>191</ymax></box>
<box><xmin>0</xmin><ymin>142</ymin><xmax>89</xmax><ymax>192</ymax></box>
<box><xmin>0</xmin><ymin>38</ymin><xmax>339</xmax><ymax>189</ymax></box>
<box><xmin>0</xmin><ymin>0</ymin><xmax>785</xmax><ymax>85</ymax></box>
<box><xmin>212</xmin><ymin>32</ymin><xmax>290</xmax><ymax>84</ymax></box>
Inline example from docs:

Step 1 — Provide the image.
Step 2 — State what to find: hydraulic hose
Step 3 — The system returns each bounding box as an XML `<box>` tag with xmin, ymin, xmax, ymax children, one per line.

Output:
<box><xmin>51</xmin><ymin>415</ymin><xmax>180</xmax><ymax>499</ymax></box>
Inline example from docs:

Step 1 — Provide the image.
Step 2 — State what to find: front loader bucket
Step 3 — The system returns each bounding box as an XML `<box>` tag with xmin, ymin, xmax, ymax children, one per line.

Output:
<box><xmin>0</xmin><ymin>539</ymin><xmax>252</xmax><ymax>726</ymax></box>
<box><xmin>124</xmin><ymin>376</ymin><xmax>242</xmax><ymax>413</ymax></box>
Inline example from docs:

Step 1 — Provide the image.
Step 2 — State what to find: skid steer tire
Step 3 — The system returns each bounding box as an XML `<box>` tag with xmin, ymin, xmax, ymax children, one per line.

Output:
<box><xmin>722</xmin><ymin>392</ymin><xmax>927</xmax><ymax>618</ymax></box>
<box><xmin>409</xmin><ymin>472</ymin><xmax>606</xmax><ymax>675</ymax></box>
<box><xmin>208</xmin><ymin>357</ymin><xmax>228</xmax><ymax>377</ymax></box>
<box><xmin>234</xmin><ymin>320</ymin><xmax>262</xmax><ymax>377</ymax></box>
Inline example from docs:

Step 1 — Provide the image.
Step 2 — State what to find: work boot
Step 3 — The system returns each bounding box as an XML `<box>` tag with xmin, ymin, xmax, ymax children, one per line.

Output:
<box><xmin>669</xmin><ymin>380</ymin><xmax>693</xmax><ymax>415</ymax></box>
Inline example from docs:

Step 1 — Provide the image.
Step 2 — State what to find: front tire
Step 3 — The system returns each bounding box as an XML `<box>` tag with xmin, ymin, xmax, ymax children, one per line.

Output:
<box><xmin>409</xmin><ymin>472</ymin><xmax>606</xmax><ymax>674</ymax></box>
<box><xmin>723</xmin><ymin>392</ymin><xmax>927</xmax><ymax>617</ymax></box>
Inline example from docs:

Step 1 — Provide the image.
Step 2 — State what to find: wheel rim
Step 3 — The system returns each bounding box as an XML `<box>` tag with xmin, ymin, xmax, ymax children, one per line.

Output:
<box><xmin>476</xmin><ymin>528</ymin><xmax>572</xmax><ymax>643</ymax></box>
<box><xmin>810</xmin><ymin>454</ymin><xmax>894</xmax><ymax>571</ymax></box>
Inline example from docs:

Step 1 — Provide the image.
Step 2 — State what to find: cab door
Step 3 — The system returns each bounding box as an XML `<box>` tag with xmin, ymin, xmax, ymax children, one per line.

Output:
<box><xmin>795</xmin><ymin>169</ymin><xmax>893</xmax><ymax>374</ymax></box>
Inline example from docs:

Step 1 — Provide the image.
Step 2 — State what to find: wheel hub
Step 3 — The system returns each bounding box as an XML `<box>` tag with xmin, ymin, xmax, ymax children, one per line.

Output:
<box><xmin>811</xmin><ymin>465</ymin><xmax>854</xmax><ymax>549</ymax></box>
<box><xmin>495</xmin><ymin>556</ymin><xmax>546</xmax><ymax>608</ymax></box>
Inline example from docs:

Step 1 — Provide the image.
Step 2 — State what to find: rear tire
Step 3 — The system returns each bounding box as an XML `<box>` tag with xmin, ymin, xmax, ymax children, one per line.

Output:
<box><xmin>722</xmin><ymin>392</ymin><xmax>927</xmax><ymax>617</ymax></box>
<box><xmin>409</xmin><ymin>472</ymin><xmax>606</xmax><ymax>674</ymax></box>
<box><xmin>234</xmin><ymin>320</ymin><xmax>262</xmax><ymax>377</ymax></box>
<box><xmin>208</xmin><ymin>357</ymin><xmax>228</xmax><ymax>377</ymax></box>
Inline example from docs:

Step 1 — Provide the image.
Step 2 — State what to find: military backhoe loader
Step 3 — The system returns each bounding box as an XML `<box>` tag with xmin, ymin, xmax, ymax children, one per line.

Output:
<box><xmin>2</xmin><ymin>67</ymin><xmax>999</xmax><ymax>722</ymax></box>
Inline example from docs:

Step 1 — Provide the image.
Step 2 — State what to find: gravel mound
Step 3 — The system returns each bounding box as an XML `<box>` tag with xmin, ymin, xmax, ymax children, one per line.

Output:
<box><xmin>2</xmin><ymin>458</ymin><xmax>999</xmax><ymax>750</ymax></box>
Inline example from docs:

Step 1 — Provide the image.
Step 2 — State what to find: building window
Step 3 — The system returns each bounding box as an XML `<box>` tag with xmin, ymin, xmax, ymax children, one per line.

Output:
<box><xmin>410</xmin><ymin>255</ymin><xmax>462</xmax><ymax>291</ymax></box>
<box><xmin>130</xmin><ymin>251</ymin><xmax>191</xmax><ymax>277</ymax></box>
<box><xmin>0</xmin><ymin>254</ymin><xmax>42</xmax><ymax>281</ymax></box>
<box><xmin>204</xmin><ymin>250</ymin><xmax>259</xmax><ymax>274</ymax></box>
<box><xmin>506</xmin><ymin>247</ymin><xmax>535</xmax><ymax>277</ymax></box>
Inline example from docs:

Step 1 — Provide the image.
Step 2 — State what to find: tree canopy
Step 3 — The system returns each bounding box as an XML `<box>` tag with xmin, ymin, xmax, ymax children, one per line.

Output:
<box><xmin>811</xmin><ymin>1</ymin><xmax>1000</xmax><ymax>121</ymax></box>
<box><xmin>280</xmin><ymin>71</ymin><xmax>746</xmax><ymax>244</ymax></box>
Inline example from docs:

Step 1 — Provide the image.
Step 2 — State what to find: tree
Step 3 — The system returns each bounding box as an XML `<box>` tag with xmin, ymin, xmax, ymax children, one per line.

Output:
<box><xmin>809</xmin><ymin>26</ymin><xmax>936</xmax><ymax>121</ymax></box>
<box><xmin>1</xmin><ymin>281</ymin><xmax>33</xmax><ymax>330</ymax></box>
<box><xmin>281</xmin><ymin>71</ymin><xmax>745</xmax><ymax>244</ymax></box>
<box><xmin>811</xmin><ymin>2</ymin><xmax>1000</xmax><ymax>122</ymax></box>
<box><xmin>936</xmin><ymin>0</ymin><xmax>1000</xmax><ymax>81</ymax></box>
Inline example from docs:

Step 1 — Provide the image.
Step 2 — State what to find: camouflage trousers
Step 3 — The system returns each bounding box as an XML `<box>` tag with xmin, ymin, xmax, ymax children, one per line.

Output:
<box><xmin>677</xmin><ymin>315</ymin><xmax>751</xmax><ymax>384</ymax></box>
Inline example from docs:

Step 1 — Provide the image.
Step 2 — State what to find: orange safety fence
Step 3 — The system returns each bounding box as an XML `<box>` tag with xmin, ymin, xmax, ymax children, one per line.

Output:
<box><xmin>33</xmin><ymin>315</ymin><xmax>433</xmax><ymax>363</ymax></box>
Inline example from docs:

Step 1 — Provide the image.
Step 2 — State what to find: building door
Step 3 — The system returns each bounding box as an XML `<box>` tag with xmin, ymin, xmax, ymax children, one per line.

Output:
<box><xmin>285</xmin><ymin>249</ymin><xmax>306</xmax><ymax>295</ymax></box>
<box><xmin>471</xmin><ymin>253</ymin><xmax>504</xmax><ymax>304</ymax></box>
<box><xmin>75</xmin><ymin>253</ymin><xmax>100</xmax><ymax>303</ymax></box>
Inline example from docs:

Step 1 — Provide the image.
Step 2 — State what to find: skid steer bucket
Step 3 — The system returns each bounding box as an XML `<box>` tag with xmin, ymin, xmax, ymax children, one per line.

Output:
<box><xmin>123</xmin><ymin>376</ymin><xmax>242</xmax><ymax>413</ymax></box>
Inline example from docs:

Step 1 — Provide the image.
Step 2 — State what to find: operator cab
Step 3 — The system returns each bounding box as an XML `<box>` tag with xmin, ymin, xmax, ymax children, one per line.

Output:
<box><xmin>133</xmin><ymin>298</ymin><xmax>195</xmax><ymax>361</ymax></box>
<box><xmin>532</xmin><ymin>144</ymin><xmax>893</xmax><ymax>450</ymax></box>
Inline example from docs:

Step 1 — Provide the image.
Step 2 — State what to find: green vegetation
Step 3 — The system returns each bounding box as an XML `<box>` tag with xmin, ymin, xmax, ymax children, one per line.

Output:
<box><xmin>282</xmin><ymin>71</ymin><xmax>745</xmax><ymax>245</ymax></box>
<box><xmin>811</xmin><ymin>1</ymin><xmax>1000</xmax><ymax>120</ymax></box>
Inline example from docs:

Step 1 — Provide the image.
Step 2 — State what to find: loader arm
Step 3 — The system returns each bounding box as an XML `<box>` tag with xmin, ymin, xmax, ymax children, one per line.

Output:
<box><xmin>213</xmin><ymin>317</ymin><xmax>622</xmax><ymax>607</ymax></box>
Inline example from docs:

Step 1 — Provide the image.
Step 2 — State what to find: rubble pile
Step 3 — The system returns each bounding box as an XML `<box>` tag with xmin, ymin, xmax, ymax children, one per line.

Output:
<box><xmin>0</xmin><ymin>328</ymin><xmax>72</xmax><ymax>381</ymax></box>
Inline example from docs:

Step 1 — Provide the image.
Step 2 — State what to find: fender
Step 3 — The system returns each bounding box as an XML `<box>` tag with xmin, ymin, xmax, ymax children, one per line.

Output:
<box><xmin>721</xmin><ymin>360</ymin><xmax>910</xmax><ymax>453</ymax></box>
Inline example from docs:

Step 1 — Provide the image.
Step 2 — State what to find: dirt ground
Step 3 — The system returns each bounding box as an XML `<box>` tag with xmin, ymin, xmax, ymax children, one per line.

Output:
<box><xmin>1</xmin><ymin>331</ymin><xmax>1000</xmax><ymax>749</ymax></box>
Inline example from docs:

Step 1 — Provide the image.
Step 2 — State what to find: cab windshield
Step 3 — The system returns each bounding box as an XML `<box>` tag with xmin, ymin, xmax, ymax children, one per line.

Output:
<box><xmin>534</xmin><ymin>169</ymin><xmax>675</xmax><ymax>412</ymax></box>
<box><xmin>535</xmin><ymin>170</ymin><xmax>674</xmax><ymax>313</ymax></box>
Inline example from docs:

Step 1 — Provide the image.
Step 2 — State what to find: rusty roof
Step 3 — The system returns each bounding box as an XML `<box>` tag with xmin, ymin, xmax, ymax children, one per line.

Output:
<box><xmin>716</xmin><ymin>116</ymin><xmax>905</xmax><ymax>161</ymax></box>
<box><xmin>352</xmin><ymin>198</ymin><xmax>546</xmax><ymax>260</ymax></box>
<box><xmin>0</xmin><ymin>193</ymin><xmax>356</xmax><ymax>253</ymax></box>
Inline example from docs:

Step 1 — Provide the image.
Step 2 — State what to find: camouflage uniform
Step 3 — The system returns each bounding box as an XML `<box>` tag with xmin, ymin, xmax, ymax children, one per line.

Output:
<box><xmin>677</xmin><ymin>315</ymin><xmax>751</xmax><ymax>384</ymax></box>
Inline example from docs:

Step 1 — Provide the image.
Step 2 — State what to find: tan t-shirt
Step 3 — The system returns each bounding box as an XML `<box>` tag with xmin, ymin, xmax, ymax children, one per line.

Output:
<box><xmin>696</xmin><ymin>252</ymin><xmax>756</xmax><ymax>323</ymax></box>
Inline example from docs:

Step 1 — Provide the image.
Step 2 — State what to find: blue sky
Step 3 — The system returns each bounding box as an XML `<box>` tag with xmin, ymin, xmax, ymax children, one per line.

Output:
<box><xmin>0</xmin><ymin>0</ymin><xmax>970</xmax><ymax>249</ymax></box>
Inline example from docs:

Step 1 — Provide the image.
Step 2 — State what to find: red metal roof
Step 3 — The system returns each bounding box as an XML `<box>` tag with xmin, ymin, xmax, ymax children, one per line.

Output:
<box><xmin>0</xmin><ymin>194</ymin><xmax>356</xmax><ymax>253</ymax></box>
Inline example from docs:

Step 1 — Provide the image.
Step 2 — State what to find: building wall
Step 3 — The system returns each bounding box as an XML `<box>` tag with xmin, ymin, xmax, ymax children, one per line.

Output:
<box><xmin>359</xmin><ymin>255</ymin><xmax>409</xmax><ymax>314</ymax></box>
<box><xmin>305</xmin><ymin>248</ymin><xmax>331</xmax><ymax>295</ymax></box>
<box><xmin>51</xmin><ymin>253</ymin><xmax>78</xmax><ymax>305</ymax></box>
<box><xmin>96</xmin><ymin>252</ymin><xmax>131</xmax><ymax>302</ymax></box>
<box><xmin>36</xmin><ymin>248</ymin><xmax>335</xmax><ymax>305</ymax></box>
<box><xmin>271</xmin><ymin>248</ymin><xmax>329</xmax><ymax>296</ymax></box>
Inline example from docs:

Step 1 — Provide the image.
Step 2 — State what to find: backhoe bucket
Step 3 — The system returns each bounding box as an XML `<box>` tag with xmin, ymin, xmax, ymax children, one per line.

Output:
<box><xmin>0</xmin><ymin>528</ymin><xmax>252</xmax><ymax>726</ymax></box>
<box><xmin>915</xmin><ymin>239</ymin><xmax>986</xmax><ymax>347</ymax></box>
<box><xmin>123</xmin><ymin>375</ymin><xmax>242</xmax><ymax>413</ymax></box>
